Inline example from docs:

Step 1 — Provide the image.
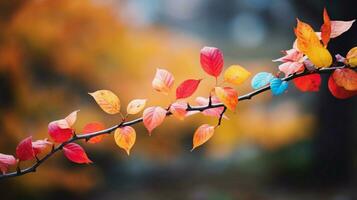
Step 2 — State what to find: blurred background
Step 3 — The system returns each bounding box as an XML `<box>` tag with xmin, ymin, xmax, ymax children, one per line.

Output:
<box><xmin>0</xmin><ymin>0</ymin><xmax>356</xmax><ymax>199</ymax></box>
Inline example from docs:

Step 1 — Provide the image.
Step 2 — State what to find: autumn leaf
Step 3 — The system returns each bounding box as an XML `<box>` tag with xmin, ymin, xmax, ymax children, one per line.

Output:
<box><xmin>143</xmin><ymin>106</ymin><xmax>167</xmax><ymax>135</ymax></box>
<box><xmin>176</xmin><ymin>79</ymin><xmax>201</xmax><ymax>99</ymax></box>
<box><xmin>32</xmin><ymin>138</ymin><xmax>52</xmax><ymax>155</ymax></box>
<box><xmin>293</xmin><ymin>74</ymin><xmax>321</xmax><ymax>92</ymax></box>
<box><xmin>169</xmin><ymin>101</ymin><xmax>188</xmax><ymax>120</ymax></box>
<box><xmin>114</xmin><ymin>126</ymin><xmax>136</xmax><ymax>155</ymax></box>
<box><xmin>127</xmin><ymin>99</ymin><xmax>147</xmax><ymax>115</ymax></box>
<box><xmin>191</xmin><ymin>124</ymin><xmax>215</xmax><ymax>151</ymax></box>
<box><xmin>330</xmin><ymin>20</ymin><xmax>355</xmax><ymax>38</ymax></box>
<box><xmin>82</xmin><ymin>122</ymin><xmax>106</xmax><ymax>144</ymax></box>
<box><xmin>152</xmin><ymin>68</ymin><xmax>175</xmax><ymax>95</ymax></box>
<box><xmin>64</xmin><ymin>110</ymin><xmax>79</xmax><ymax>127</ymax></box>
<box><xmin>346</xmin><ymin>47</ymin><xmax>357</xmax><ymax>67</ymax></box>
<box><xmin>195</xmin><ymin>96</ymin><xmax>228</xmax><ymax>119</ymax></box>
<box><xmin>63</xmin><ymin>143</ymin><xmax>92</xmax><ymax>164</ymax></box>
<box><xmin>295</xmin><ymin>19</ymin><xmax>332</xmax><ymax>68</ymax></box>
<box><xmin>332</xmin><ymin>68</ymin><xmax>357</xmax><ymax>91</ymax></box>
<box><xmin>200</xmin><ymin>46</ymin><xmax>224</xmax><ymax>77</ymax></box>
<box><xmin>214</xmin><ymin>87</ymin><xmax>238</xmax><ymax>111</ymax></box>
<box><xmin>89</xmin><ymin>90</ymin><xmax>121</xmax><ymax>114</ymax></box>
<box><xmin>48</xmin><ymin>119</ymin><xmax>74</xmax><ymax>143</ymax></box>
<box><xmin>320</xmin><ymin>8</ymin><xmax>331</xmax><ymax>47</ymax></box>
<box><xmin>0</xmin><ymin>153</ymin><xmax>17</xmax><ymax>174</ymax></box>
<box><xmin>16</xmin><ymin>136</ymin><xmax>35</xmax><ymax>161</ymax></box>
<box><xmin>223</xmin><ymin>65</ymin><xmax>251</xmax><ymax>85</ymax></box>
<box><xmin>328</xmin><ymin>75</ymin><xmax>357</xmax><ymax>99</ymax></box>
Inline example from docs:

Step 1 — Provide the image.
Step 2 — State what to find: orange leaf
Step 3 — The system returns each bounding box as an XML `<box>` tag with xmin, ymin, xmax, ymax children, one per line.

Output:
<box><xmin>192</xmin><ymin>124</ymin><xmax>215</xmax><ymax>151</ymax></box>
<box><xmin>320</xmin><ymin>8</ymin><xmax>331</xmax><ymax>46</ymax></box>
<box><xmin>214</xmin><ymin>87</ymin><xmax>238</xmax><ymax>111</ymax></box>
<box><xmin>143</xmin><ymin>106</ymin><xmax>167</xmax><ymax>135</ymax></box>
<box><xmin>332</xmin><ymin>68</ymin><xmax>357</xmax><ymax>91</ymax></box>
<box><xmin>328</xmin><ymin>75</ymin><xmax>357</xmax><ymax>99</ymax></box>
<box><xmin>114</xmin><ymin>126</ymin><xmax>136</xmax><ymax>155</ymax></box>
<box><xmin>295</xmin><ymin>19</ymin><xmax>332</xmax><ymax>68</ymax></box>
<box><xmin>169</xmin><ymin>101</ymin><xmax>188</xmax><ymax>120</ymax></box>
<box><xmin>82</xmin><ymin>122</ymin><xmax>106</xmax><ymax>144</ymax></box>
<box><xmin>89</xmin><ymin>90</ymin><xmax>121</xmax><ymax>114</ymax></box>
<box><xmin>152</xmin><ymin>68</ymin><xmax>175</xmax><ymax>95</ymax></box>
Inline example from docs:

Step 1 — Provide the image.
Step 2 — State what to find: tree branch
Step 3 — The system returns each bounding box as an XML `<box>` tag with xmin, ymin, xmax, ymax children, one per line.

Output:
<box><xmin>0</xmin><ymin>65</ymin><xmax>354</xmax><ymax>180</ymax></box>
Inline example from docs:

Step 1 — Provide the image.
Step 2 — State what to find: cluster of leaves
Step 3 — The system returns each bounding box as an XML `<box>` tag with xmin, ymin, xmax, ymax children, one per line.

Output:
<box><xmin>1</xmin><ymin>8</ymin><xmax>357</xmax><ymax>177</ymax></box>
<box><xmin>258</xmin><ymin>8</ymin><xmax>357</xmax><ymax>98</ymax></box>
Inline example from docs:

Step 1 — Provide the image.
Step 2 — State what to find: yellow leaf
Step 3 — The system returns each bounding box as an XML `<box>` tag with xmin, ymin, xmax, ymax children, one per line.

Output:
<box><xmin>295</xmin><ymin>19</ymin><xmax>332</xmax><ymax>68</ymax></box>
<box><xmin>305</xmin><ymin>45</ymin><xmax>332</xmax><ymax>68</ymax></box>
<box><xmin>192</xmin><ymin>124</ymin><xmax>215</xmax><ymax>151</ymax></box>
<box><xmin>346</xmin><ymin>47</ymin><xmax>357</xmax><ymax>68</ymax></box>
<box><xmin>89</xmin><ymin>90</ymin><xmax>121</xmax><ymax>114</ymax></box>
<box><xmin>223</xmin><ymin>65</ymin><xmax>251</xmax><ymax>85</ymax></box>
<box><xmin>126</xmin><ymin>99</ymin><xmax>147</xmax><ymax>115</ymax></box>
<box><xmin>214</xmin><ymin>87</ymin><xmax>238</xmax><ymax>111</ymax></box>
<box><xmin>114</xmin><ymin>126</ymin><xmax>136</xmax><ymax>155</ymax></box>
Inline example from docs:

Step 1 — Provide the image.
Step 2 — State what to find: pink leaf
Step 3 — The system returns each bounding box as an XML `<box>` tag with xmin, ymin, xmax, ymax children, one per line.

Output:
<box><xmin>143</xmin><ymin>106</ymin><xmax>167</xmax><ymax>135</ymax></box>
<box><xmin>330</xmin><ymin>20</ymin><xmax>355</xmax><ymax>38</ymax></box>
<box><xmin>0</xmin><ymin>153</ymin><xmax>17</xmax><ymax>174</ymax></box>
<box><xmin>278</xmin><ymin>62</ymin><xmax>304</xmax><ymax>77</ymax></box>
<box><xmin>169</xmin><ymin>101</ymin><xmax>188</xmax><ymax>120</ymax></box>
<box><xmin>63</xmin><ymin>143</ymin><xmax>92</xmax><ymax>164</ymax></box>
<box><xmin>152</xmin><ymin>68</ymin><xmax>175</xmax><ymax>94</ymax></box>
<box><xmin>195</xmin><ymin>96</ymin><xmax>228</xmax><ymax>119</ymax></box>
<box><xmin>176</xmin><ymin>79</ymin><xmax>201</xmax><ymax>99</ymax></box>
<box><xmin>200</xmin><ymin>46</ymin><xmax>224</xmax><ymax>77</ymax></box>
<box><xmin>32</xmin><ymin>138</ymin><xmax>52</xmax><ymax>155</ymax></box>
<box><xmin>16</xmin><ymin>136</ymin><xmax>35</xmax><ymax>161</ymax></box>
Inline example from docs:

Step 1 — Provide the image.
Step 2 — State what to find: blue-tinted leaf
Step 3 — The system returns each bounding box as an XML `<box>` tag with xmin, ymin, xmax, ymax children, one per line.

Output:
<box><xmin>270</xmin><ymin>78</ymin><xmax>289</xmax><ymax>96</ymax></box>
<box><xmin>251</xmin><ymin>72</ymin><xmax>275</xmax><ymax>89</ymax></box>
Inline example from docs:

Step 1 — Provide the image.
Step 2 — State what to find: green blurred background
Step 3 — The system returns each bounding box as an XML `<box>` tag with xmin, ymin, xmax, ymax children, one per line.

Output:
<box><xmin>0</xmin><ymin>0</ymin><xmax>356</xmax><ymax>199</ymax></box>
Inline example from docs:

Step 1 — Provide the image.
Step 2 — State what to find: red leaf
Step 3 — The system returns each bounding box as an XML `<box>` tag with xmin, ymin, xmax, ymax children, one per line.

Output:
<box><xmin>328</xmin><ymin>75</ymin><xmax>357</xmax><ymax>99</ymax></box>
<box><xmin>320</xmin><ymin>8</ymin><xmax>331</xmax><ymax>46</ymax></box>
<box><xmin>16</xmin><ymin>136</ymin><xmax>35</xmax><ymax>161</ymax></box>
<box><xmin>32</xmin><ymin>138</ymin><xmax>52</xmax><ymax>155</ymax></box>
<box><xmin>0</xmin><ymin>153</ymin><xmax>17</xmax><ymax>174</ymax></box>
<box><xmin>48</xmin><ymin>119</ymin><xmax>74</xmax><ymax>143</ymax></box>
<box><xmin>176</xmin><ymin>79</ymin><xmax>201</xmax><ymax>99</ymax></box>
<box><xmin>82</xmin><ymin>122</ymin><xmax>106</xmax><ymax>144</ymax></box>
<box><xmin>200</xmin><ymin>46</ymin><xmax>224</xmax><ymax>77</ymax></box>
<box><xmin>63</xmin><ymin>143</ymin><xmax>92</xmax><ymax>164</ymax></box>
<box><xmin>293</xmin><ymin>74</ymin><xmax>321</xmax><ymax>92</ymax></box>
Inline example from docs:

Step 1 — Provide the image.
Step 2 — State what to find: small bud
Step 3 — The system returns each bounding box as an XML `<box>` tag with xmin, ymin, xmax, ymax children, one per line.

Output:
<box><xmin>345</xmin><ymin>47</ymin><xmax>357</xmax><ymax>68</ymax></box>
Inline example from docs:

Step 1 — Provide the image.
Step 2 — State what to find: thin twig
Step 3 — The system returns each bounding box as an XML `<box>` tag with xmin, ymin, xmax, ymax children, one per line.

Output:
<box><xmin>0</xmin><ymin>65</ymin><xmax>354</xmax><ymax>180</ymax></box>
